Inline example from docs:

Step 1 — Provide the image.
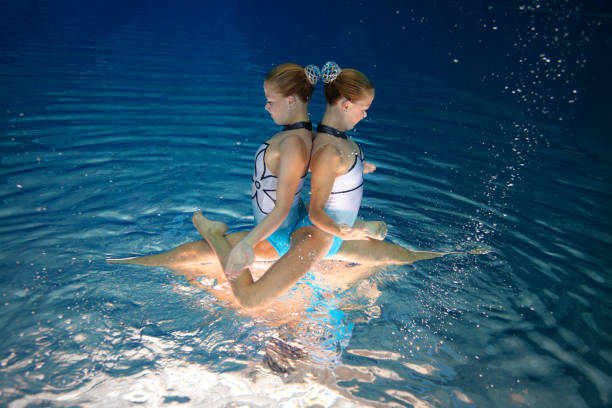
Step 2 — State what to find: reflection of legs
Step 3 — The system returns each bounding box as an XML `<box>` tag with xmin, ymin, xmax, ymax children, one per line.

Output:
<box><xmin>331</xmin><ymin>239</ymin><xmax>446</xmax><ymax>265</ymax></box>
<box><xmin>194</xmin><ymin>213</ymin><xmax>333</xmax><ymax>309</ymax></box>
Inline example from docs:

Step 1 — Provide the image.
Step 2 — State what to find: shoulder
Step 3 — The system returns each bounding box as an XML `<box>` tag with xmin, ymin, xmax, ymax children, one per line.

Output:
<box><xmin>312</xmin><ymin>142</ymin><xmax>342</xmax><ymax>167</ymax></box>
<box><xmin>278</xmin><ymin>133</ymin><xmax>309</xmax><ymax>156</ymax></box>
<box><xmin>313</xmin><ymin>133</ymin><xmax>341</xmax><ymax>158</ymax></box>
<box><xmin>270</xmin><ymin>134</ymin><xmax>308</xmax><ymax>172</ymax></box>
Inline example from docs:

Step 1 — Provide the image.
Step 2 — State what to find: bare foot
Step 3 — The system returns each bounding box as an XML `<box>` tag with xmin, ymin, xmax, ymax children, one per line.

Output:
<box><xmin>364</xmin><ymin>221</ymin><xmax>387</xmax><ymax>240</ymax></box>
<box><xmin>444</xmin><ymin>248</ymin><xmax>492</xmax><ymax>256</ymax></box>
<box><xmin>192</xmin><ymin>212</ymin><xmax>228</xmax><ymax>237</ymax></box>
<box><xmin>468</xmin><ymin>248</ymin><xmax>491</xmax><ymax>255</ymax></box>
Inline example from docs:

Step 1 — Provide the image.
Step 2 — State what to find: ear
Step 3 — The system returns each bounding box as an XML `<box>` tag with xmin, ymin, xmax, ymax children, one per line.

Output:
<box><xmin>341</xmin><ymin>99</ymin><xmax>352</xmax><ymax>112</ymax></box>
<box><xmin>287</xmin><ymin>95</ymin><xmax>296</xmax><ymax>105</ymax></box>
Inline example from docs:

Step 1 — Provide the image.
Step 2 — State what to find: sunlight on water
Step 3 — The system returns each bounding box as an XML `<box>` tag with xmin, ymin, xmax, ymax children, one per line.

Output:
<box><xmin>8</xmin><ymin>358</ymin><xmax>366</xmax><ymax>407</ymax></box>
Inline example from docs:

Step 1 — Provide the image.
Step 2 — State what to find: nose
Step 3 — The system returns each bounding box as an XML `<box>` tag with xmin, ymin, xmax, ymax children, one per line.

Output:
<box><xmin>265</xmin><ymin>102</ymin><xmax>271</xmax><ymax>112</ymax></box>
<box><xmin>363</xmin><ymin>111</ymin><xmax>367</xmax><ymax>118</ymax></box>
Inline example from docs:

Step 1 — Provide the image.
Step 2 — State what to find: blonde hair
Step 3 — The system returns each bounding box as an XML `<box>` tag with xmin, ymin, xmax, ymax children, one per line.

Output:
<box><xmin>324</xmin><ymin>67</ymin><xmax>374</xmax><ymax>104</ymax></box>
<box><xmin>265</xmin><ymin>63</ymin><xmax>317</xmax><ymax>103</ymax></box>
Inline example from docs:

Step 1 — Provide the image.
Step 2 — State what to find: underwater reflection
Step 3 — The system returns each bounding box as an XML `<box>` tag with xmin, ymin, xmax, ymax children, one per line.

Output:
<box><xmin>150</xmin><ymin>258</ymin><xmax>440</xmax><ymax>405</ymax></box>
<box><xmin>166</xmin><ymin>259</ymin><xmax>382</xmax><ymax>347</ymax></box>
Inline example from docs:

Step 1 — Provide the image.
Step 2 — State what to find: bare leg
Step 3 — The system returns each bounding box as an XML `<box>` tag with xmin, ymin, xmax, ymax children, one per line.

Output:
<box><xmin>107</xmin><ymin>232</ymin><xmax>279</xmax><ymax>267</ymax></box>
<box><xmin>191</xmin><ymin>213</ymin><xmax>234</xmax><ymax>270</ymax></box>
<box><xmin>330</xmin><ymin>239</ymin><xmax>447</xmax><ymax>265</ymax></box>
<box><xmin>230</xmin><ymin>227</ymin><xmax>333</xmax><ymax>309</ymax></box>
<box><xmin>106</xmin><ymin>238</ymin><xmax>235</xmax><ymax>266</ymax></box>
<box><xmin>193</xmin><ymin>212</ymin><xmax>333</xmax><ymax>309</ymax></box>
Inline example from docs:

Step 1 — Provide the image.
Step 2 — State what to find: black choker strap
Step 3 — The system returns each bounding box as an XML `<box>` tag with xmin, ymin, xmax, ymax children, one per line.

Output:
<box><xmin>316</xmin><ymin>124</ymin><xmax>348</xmax><ymax>139</ymax></box>
<box><xmin>283</xmin><ymin>121</ymin><xmax>312</xmax><ymax>131</ymax></box>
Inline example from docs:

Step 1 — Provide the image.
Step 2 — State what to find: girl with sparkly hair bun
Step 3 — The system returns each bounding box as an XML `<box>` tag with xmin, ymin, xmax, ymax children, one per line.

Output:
<box><xmin>109</xmin><ymin>62</ymin><xmax>323</xmax><ymax>307</ymax></box>
<box><xmin>265</xmin><ymin>63</ymin><xmax>321</xmax><ymax>103</ymax></box>
<box><xmin>302</xmin><ymin>61</ymin><xmax>446</xmax><ymax>266</ymax></box>
<box><xmin>190</xmin><ymin>61</ymin><xmax>324</xmax><ymax>307</ymax></box>
<box><xmin>321</xmin><ymin>61</ymin><xmax>374</xmax><ymax>106</ymax></box>
<box><xmin>296</xmin><ymin>61</ymin><xmax>380</xmax><ymax>258</ymax></box>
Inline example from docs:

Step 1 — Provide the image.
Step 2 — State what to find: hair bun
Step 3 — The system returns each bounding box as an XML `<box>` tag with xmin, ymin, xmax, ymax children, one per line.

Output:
<box><xmin>321</xmin><ymin>61</ymin><xmax>341</xmax><ymax>84</ymax></box>
<box><xmin>304</xmin><ymin>65</ymin><xmax>321</xmax><ymax>85</ymax></box>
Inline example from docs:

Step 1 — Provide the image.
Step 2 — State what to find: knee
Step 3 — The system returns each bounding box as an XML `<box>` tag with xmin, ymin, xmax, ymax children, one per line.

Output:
<box><xmin>292</xmin><ymin>226</ymin><xmax>333</xmax><ymax>246</ymax></box>
<box><xmin>232</xmin><ymin>285</ymin><xmax>266</xmax><ymax>309</ymax></box>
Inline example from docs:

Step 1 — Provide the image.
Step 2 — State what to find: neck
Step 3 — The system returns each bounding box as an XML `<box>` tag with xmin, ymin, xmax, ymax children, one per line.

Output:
<box><xmin>285</xmin><ymin>106</ymin><xmax>309</xmax><ymax>125</ymax></box>
<box><xmin>320</xmin><ymin>106</ymin><xmax>347</xmax><ymax>132</ymax></box>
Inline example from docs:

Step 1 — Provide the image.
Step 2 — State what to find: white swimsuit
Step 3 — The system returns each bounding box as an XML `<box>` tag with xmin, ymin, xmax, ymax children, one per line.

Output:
<box><xmin>324</xmin><ymin>148</ymin><xmax>364</xmax><ymax>227</ymax></box>
<box><xmin>251</xmin><ymin>142</ymin><xmax>306</xmax><ymax>229</ymax></box>
<box><xmin>302</xmin><ymin>135</ymin><xmax>365</xmax><ymax>257</ymax></box>
<box><xmin>250</xmin><ymin>134</ymin><xmax>310</xmax><ymax>257</ymax></box>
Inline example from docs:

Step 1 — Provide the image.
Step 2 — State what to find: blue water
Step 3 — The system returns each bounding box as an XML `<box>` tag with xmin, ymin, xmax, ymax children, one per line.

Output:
<box><xmin>1</xmin><ymin>1</ymin><xmax>611</xmax><ymax>407</ymax></box>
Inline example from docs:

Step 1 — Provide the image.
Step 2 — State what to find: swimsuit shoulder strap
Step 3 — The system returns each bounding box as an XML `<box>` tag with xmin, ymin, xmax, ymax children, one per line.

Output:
<box><xmin>316</xmin><ymin>123</ymin><xmax>348</xmax><ymax>139</ymax></box>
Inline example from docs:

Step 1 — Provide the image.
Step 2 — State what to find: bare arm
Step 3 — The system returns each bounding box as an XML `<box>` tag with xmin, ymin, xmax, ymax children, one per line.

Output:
<box><xmin>363</xmin><ymin>160</ymin><xmax>376</xmax><ymax>174</ymax></box>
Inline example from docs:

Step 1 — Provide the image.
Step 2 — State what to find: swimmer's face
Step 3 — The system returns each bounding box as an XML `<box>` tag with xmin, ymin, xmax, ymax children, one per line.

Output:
<box><xmin>341</xmin><ymin>90</ymin><xmax>374</xmax><ymax>130</ymax></box>
<box><xmin>264</xmin><ymin>82</ymin><xmax>294</xmax><ymax>125</ymax></box>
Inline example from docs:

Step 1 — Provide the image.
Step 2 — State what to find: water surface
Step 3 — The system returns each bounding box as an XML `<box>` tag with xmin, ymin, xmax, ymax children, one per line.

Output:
<box><xmin>1</xmin><ymin>1</ymin><xmax>611</xmax><ymax>407</ymax></box>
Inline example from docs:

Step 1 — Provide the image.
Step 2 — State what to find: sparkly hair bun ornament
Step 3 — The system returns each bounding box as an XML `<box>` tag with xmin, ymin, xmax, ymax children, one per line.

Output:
<box><xmin>304</xmin><ymin>64</ymin><xmax>321</xmax><ymax>85</ymax></box>
<box><xmin>321</xmin><ymin>61</ymin><xmax>341</xmax><ymax>83</ymax></box>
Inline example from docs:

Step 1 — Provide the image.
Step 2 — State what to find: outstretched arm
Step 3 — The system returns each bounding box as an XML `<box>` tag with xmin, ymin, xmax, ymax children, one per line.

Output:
<box><xmin>363</xmin><ymin>160</ymin><xmax>376</xmax><ymax>174</ymax></box>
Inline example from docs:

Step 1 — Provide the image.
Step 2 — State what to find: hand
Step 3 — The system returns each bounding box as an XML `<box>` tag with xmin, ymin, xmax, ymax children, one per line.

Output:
<box><xmin>364</xmin><ymin>220</ymin><xmax>387</xmax><ymax>240</ymax></box>
<box><xmin>225</xmin><ymin>240</ymin><xmax>254</xmax><ymax>281</ymax></box>
<box><xmin>363</xmin><ymin>161</ymin><xmax>376</xmax><ymax>174</ymax></box>
<box><xmin>338</xmin><ymin>224</ymin><xmax>371</xmax><ymax>240</ymax></box>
